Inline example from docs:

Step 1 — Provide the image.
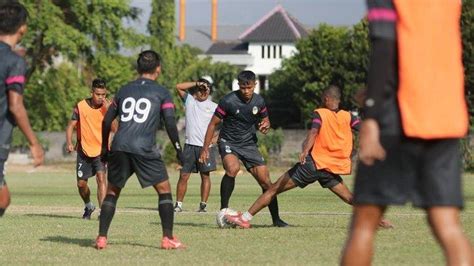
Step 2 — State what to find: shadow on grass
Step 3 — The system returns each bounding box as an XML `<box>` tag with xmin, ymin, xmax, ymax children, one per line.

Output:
<box><xmin>40</xmin><ymin>236</ymin><xmax>159</xmax><ymax>249</ymax></box>
<box><xmin>24</xmin><ymin>213</ymin><xmax>79</xmax><ymax>219</ymax></box>
<box><xmin>152</xmin><ymin>221</ymin><xmax>304</xmax><ymax>229</ymax></box>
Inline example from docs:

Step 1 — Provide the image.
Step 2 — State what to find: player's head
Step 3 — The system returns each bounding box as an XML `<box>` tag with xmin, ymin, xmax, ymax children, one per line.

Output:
<box><xmin>137</xmin><ymin>50</ymin><xmax>161</xmax><ymax>77</ymax></box>
<box><xmin>90</xmin><ymin>78</ymin><xmax>107</xmax><ymax>106</ymax></box>
<box><xmin>0</xmin><ymin>2</ymin><xmax>28</xmax><ymax>40</ymax></box>
<box><xmin>321</xmin><ymin>85</ymin><xmax>341</xmax><ymax>110</ymax></box>
<box><xmin>237</xmin><ymin>70</ymin><xmax>257</xmax><ymax>101</ymax></box>
<box><xmin>194</xmin><ymin>77</ymin><xmax>212</xmax><ymax>102</ymax></box>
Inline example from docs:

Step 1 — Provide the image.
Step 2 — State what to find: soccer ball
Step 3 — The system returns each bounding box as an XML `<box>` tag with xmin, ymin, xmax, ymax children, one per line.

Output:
<box><xmin>216</xmin><ymin>208</ymin><xmax>238</xmax><ymax>228</ymax></box>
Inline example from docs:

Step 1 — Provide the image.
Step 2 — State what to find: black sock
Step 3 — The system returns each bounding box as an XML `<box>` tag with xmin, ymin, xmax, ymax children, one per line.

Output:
<box><xmin>263</xmin><ymin>188</ymin><xmax>280</xmax><ymax>222</ymax></box>
<box><xmin>0</xmin><ymin>208</ymin><xmax>5</xmax><ymax>217</ymax></box>
<box><xmin>220</xmin><ymin>174</ymin><xmax>235</xmax><ymax>209</ymax></box>
<box><xmin>158</xmin><ymin>193</ymin><xmax>174</xmax><ymax>238</ymax></box>
<box><xmin>99</xmin><ymin>194</ymin><xmax>118</xmax><ymax>237</ymax></box>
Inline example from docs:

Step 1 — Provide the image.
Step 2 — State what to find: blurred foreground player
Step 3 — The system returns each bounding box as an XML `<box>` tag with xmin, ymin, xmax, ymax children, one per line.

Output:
<box><xmin>0</xmin><ymin>2</ymin><xmax>44</xmax><ymax>217</ymax></box>
<box><xmin>341</xmin><ymin>1</ymin><xmax>472</xmax><ymax>265</ymax></box>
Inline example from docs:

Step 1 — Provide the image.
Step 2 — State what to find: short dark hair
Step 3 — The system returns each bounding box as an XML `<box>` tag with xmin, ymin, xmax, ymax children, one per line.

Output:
<box><xmin>237</xmin><ymin>70</ymin><xmax>256</xmax><ymax>85</ymax></box>
<box><xmin>0</xmin><ymin>2</ymin><xmax>28</xmax><ymax>35</ymax></box>
<box><xmin>322</xmin><ymin>85</ymin><xmax>341</xmax><ymax>101</ymax></box>
<box><xmin>92</xmin><ymin>78</ymin><xmax>106</xmax><ymax>90</ymax></box>
<box><xmin>137</xmin><ymin>50</ymin><xmax>161</xmax><ymax>74</ymax></box>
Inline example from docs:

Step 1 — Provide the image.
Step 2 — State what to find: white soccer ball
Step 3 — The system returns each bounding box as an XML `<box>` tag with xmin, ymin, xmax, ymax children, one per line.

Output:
<box><xmin>216</xmin><ymin>208</ymin><xmax>238</xmax><ymax>228</ymax></box>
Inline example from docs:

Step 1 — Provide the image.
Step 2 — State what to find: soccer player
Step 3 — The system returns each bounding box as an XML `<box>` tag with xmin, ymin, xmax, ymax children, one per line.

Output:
<box><xmin>341</xmin><ymin>1</ymin><xmax>473</xmax><ymax>265</ymax></box>
<box><xmin>199</xmin><ymin>70</ymin><xmax>288</xmax><ymax>227</ymax></box>
<box><xmin>66</xmin><ymin>78</ymin><xmax>110</xmax><ymax>219</ymax></box>
<box><xmin>0</xmin><ymin>2</ymin><xmax>44</xmax><ymax>217</ymax></box>
<box><xmin>225</xmin><ymin>86</ymin><xmax>392</xmax><ymax>229</ymax></box>
<box><xmin>174</xmin><ymin>78</ymin><xmax>218</xmax><ymax>213</ymax></box>
<box><xmin>96</xmin><ymin>50</ymin><xmax>185</xmax><ymax>250</ymax></box>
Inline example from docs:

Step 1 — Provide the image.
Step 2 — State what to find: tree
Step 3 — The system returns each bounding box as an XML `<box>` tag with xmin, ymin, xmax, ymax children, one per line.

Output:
<box><xmin>148</xmin><ymin>0</ymin><xmax>175</xmax><ymax>51</ymax></box>
<box><xmin>267</xmin><ymin>21</ymin><xmax>369</xmax><ymax>128</ymax></box>
<box><xmin>462</xmin><ymin>0</ymin><xmax>474</xmax><ymax>127</ymax></box>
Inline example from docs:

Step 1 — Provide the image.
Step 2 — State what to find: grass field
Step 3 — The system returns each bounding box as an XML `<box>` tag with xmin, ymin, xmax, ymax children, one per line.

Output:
<box><xmin>1</xmin><ymin>163</ymin><xmax>473</xmax><ymax>265</ymax></box>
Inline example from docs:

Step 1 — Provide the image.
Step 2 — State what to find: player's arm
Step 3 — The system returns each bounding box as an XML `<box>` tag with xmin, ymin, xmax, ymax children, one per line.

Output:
<box><xmin>257</xmin><ymin>102</ymin><xmax>270</xmax><ymax>134</ymax></box>
<box><xmin>161</xmin><ymin>100</ymin><xmax>184</xmax><ymax>165</ymax></box>
<box><xmin>358</xmin><ymin>0</ymin><xmax>396</xmax><ymax>165</ymax></box>
<box><xmin>199</xmin><ymin>115</ymin><xmax>222</xmax><ymax>163</ymax></box>
<box><xmin>8</xmin><ymin>91</ymin><xmax>44</xmax><ymax>166</ymax></box>
<box><xmin>101</xmin><ymin>98</ymin><xmax>118</xmax><ymax>158</ymax></box>
<box><xmin>65</xmin><ymin>107</ymin><xmax>78</xmax><ymax>153</ymax></box>
<box><xmin>299</xmin><ymin>112</ymin><xmax>321</xmax><ymax>164</ymax></box>
<box><xmin>175</xmin><ymin>81</ymin><xmax>196</xmax><ymax>100</ymax></box>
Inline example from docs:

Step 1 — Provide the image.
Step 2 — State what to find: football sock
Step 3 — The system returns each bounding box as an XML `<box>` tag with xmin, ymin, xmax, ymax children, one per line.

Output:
<box><xmin>220</xmin><ymin>174</ymin><xmax>235</xmax><ymax>209</ymax></box>
<box><xmin>176</xmin><ymin>201</ymin><xmax>182</xmax><ymax>208</ymax></box>
<box><xmin>263</xmin><ymin>188</ymin><xmax>280</xmax><ymax>221</ymax></box>
<box><xmin>158</xmin><ymin>193</ymin><xmax>174</xmax><ymax>238</ymax></box>
<box><xmin>242</xmin><ymin>211</ymin><xmax>253</xmax><ymax>222</ymax></box>
<box><xmin>99</xmin><ymin>195</ymin><xmax>117</xmax><ymax>237</ymax></box>
<box><xmin>0</xmin><ymin>208</ymin><xmax>5</xmax><ymax>217</ymax></box>
<box><xmin>85</xmin><ymin>202</ymin><xmax>94</xmax><ymax>210</ymax></box>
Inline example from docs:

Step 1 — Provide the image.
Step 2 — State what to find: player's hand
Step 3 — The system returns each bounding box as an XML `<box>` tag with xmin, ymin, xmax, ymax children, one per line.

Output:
<box><xmin>199</xmin><ymin>147</ymin><xmax>209</xmax><ymax>164</ymax></box>
<box><xmin>358</xmin><ymin>119</ymin><xmax>386</xmax><ymax>166</ymax></box>
<box><xmin>100</xmin><ymin>146</ymin><xmax>109</xmax><ymax>163</ymax></box>
<box><xmin>258</xmin><ymin>120</ymin><xmax>270</xmax><ymax>134</ymax></box>
<box><xmin>299</xmin><ymin>152</ymin><xmax>307</xmax><ymax>164</ymax></box>
<box><xmin>30</xmin><ymin>142</ymin><xmax>44</xmax><ymax>167</ymax></box>
<box><xmin>66</xmin><ymin>143</ymin><xmax>75</xmax><ymax>153</ymax></box>
<box><xmin>176</xmin><ymin>150</ymin><xmax>185</xmax><ymax>166</ymax></box>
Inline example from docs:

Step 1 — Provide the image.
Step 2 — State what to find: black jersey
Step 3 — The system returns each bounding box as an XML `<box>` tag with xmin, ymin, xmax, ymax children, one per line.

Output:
<box><xmin>108</xmin><ymin>78</ymin><xmax>175</xmax><ymax>157</ymax></box>
<box><xmin>215</xmin><ymin>91</ymin><xmax>268</xmax><ymax>145</ymax></box>
<box><xmin>0</xmin><ymin>41</ymin><xmax>26</xmax><ymax>147</ymax></box>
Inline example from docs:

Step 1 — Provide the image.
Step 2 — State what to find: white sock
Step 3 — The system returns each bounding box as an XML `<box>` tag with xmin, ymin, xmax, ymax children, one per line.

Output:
<box><xmin>242</xmin><ymin>211</ymin><xmax>253</xmax><ymax>221</ymax></box>
<box><xmin>176</xmin><ymin>201</ymin><xmax>183</xmax><ymax>207</ymax></box>
<box><xmin>85</xmin><ymin>202</ymin><xmax>94</xmax><ymax>210</ymax></box>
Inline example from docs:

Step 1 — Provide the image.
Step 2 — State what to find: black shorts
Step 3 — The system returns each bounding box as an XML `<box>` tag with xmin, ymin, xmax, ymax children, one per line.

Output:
<box><xmin>107</xmin><ymin>151</ymin><xmax>169</xmax><ymax>189</ymax></box>
<box><xmin>218</xmin><ymin>140</ymin><xmax>265</xmax><ymax>171</ymax></box>
<box><xmin>76</xmin><ymin>150</ymin><xmax>106</xmax><ymax>180</ymax></box>
<box><xmin>354</xmin><ymin>137</ymin><xmax>464</xmax><ymax>209</ymax></box>
<box><xmin>288</xmin><ymin>155</ymin><xmax>343</xmax><ymax>188</ymax></box>
<box><xmin>0</xmin><ymin>146</ymin><xmax>9</xmax><ymax>188</ymax></box>
<box><xmin>181</xmin><ymin>144</ymin><xmax>217</xmax><ymax>174</ymax></box>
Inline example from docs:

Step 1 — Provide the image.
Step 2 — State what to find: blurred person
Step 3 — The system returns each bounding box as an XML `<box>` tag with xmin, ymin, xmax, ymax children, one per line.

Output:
<box><xmin>66</xmin><ymin>78</ymin><xmax>111</xmax><ymax>219</ymax></box>
<box><xmin>96</xmin><ymin>50</ymin><xmax>185</xmax><ymax>250</ymax></box>
<box><xmin>199</xmin><ymin>70</ymin><xmax>288</xmax><ymax>227</ymax></box>
<box><xmin>341</xmin><ymin>1</ymin><xmax>473</xmax><ymax>265</ymax></box>
<box><xmin>225</xmin><ymin>86</ymin><xmax>393</xmax><ymax>229</ymax></box>
<box><xmin>0</xmin><ymin>2</ymin><xmax>44</xmax><ymax>217</ymax></box>
<box><xmin>174</xmin><ymin>78</ymin><xmax>218</xmax><ymax>213</ymax></box>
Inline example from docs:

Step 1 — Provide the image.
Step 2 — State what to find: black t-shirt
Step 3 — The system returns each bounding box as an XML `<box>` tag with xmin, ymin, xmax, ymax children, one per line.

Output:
<box><xmin>0</xmin><ymin>41</ymin><xmax>26</xmax><ymax>147</ymax></box>
<box><xmin>214</xmin><ymin>91</ymin><xmax>268</xmax><ymax>145</ymax></box>
<box><xmin>108</xmin><ymin>78</ymin><xmax>175</xmax><ymax>157</ymax></box>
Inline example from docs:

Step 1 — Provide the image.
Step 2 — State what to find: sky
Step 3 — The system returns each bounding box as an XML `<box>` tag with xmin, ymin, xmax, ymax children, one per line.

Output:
<box><xmin>129</xmin><ymin>0</ymin><xmax>367</xmax><ymax>34</ymax></box>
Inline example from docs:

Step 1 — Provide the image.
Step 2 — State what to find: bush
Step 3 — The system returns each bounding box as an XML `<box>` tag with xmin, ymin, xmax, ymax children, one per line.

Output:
<box><xmin>10</xmin><ymin>128</ymin><xmax>49</xmax><ymax>153</ymax></box>
<box><xmin>257</xmin><ymin>128</ymin><xmax>284</xmax><ymax>156</ymax></box>
<box><xmin>162</xmin><ymin>141</ymin><xmax>179</xmax><ymax>165</ymax></box>
<box><xmin>461</xmin><ymin>136</ymin><xmax>474</xmax><ymax>172</ymax></box>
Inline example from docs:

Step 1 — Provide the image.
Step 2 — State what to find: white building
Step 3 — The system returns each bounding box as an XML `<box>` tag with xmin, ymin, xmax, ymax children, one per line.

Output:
<box><xmin>204</xmin><ymin>5</ymin><xmax>308</xmax><ymax>93</ymax></box>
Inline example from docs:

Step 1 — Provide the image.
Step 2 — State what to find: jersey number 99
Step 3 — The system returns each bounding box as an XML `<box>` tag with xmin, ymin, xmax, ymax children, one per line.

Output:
<box><xmin>120</xmin><ymin>97</ymin><xmax>151</xmax><ymax>123</ymax></box>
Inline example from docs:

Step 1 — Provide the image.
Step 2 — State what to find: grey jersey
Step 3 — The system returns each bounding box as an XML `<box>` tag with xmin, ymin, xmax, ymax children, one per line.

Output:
<box><xmin>183</xmin><ymin>93</ymin><xmax>217</xmax><ymax>147</ymax></box>
<box><xmin>108</xmin><ymin>78</ymin><xmax>175</xmax><ymax>157</ymax></box>
<box><xmin>214</xmin><ymin>91</ymin><xmax>268</xmax><ymax>145</ymax></box>
<box><xmin>0</xmin><ymin>41</ymin><xmax>26</xmax><ymax>150</ymax></box>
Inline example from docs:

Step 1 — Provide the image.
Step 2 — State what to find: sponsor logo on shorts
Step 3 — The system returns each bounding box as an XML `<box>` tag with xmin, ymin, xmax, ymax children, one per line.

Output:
<box><xmin>252</xmin><ymin>106</ymin><xmax>258</xmax><ymax>115</ymax></box>
<box><xmin>77</xmin><ymin>170</ymin><xmax>83</xmax><ymax>178</ymax></box>
<box><xmin>225</xmin><ymin>145</ymin><xmax>231</xmax><ymax>153</ymax></box>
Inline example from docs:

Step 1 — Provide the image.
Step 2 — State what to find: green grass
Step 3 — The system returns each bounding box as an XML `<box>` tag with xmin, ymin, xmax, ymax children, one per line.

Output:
<box><xmin>1</xmin><ymin>165</ymin><xmax>473</xmax><ymax>265</ymax></box>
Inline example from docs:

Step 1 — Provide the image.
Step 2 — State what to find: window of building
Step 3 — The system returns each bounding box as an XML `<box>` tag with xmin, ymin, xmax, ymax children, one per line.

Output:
<box><xmin>261</xmin><ymin>45</ymin><xmax>265</xmax><ymax>59</ymax></box>
<box><xmin>273</xmin><ymin>45</ymin><xmax>277</xmax><ymax>58</ymax></box>
<box><xmin>279</xmin><ymin>45</ymin><xmax>282</xmax><ymax>58</ymax></box>
<box><xmin>267</xmin><ymin>45</ymin><xmax>271</xmax><ymax>58</ymax></box>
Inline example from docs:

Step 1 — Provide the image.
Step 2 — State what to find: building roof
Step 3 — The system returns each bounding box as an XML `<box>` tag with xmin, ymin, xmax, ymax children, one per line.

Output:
<box><xmin>239</xmin><ymin>5</ymin><xmax>308</xmax><ymax>42</ymax></box>
<box><xmin>205</xmin><ymin>42</ymin><xmax>248</xmax><ymax>55</ymax></box>
<box><xmin>176</xmin><ymin>25</ymin><xmax>248</xmax><ymax>52</ymax></box>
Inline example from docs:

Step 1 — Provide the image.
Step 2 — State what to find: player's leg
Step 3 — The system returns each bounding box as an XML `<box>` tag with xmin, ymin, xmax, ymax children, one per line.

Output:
<box><xmin>93</xmin><ymin>157</ymin><xmax>107</xmax><ymax>208</ymax></box>
<box><xmin>198</xmin><ymin>171</ymin><xmax>211</xmax><ymax>212</ymax></box>
<box><xmin>76</xmin><ymin>153</ymin><xmax>96</xmax><ymax>218</ymax></box>
<box><xmin>341</xmin><ymin>204</ymin><xmax>386</xmax><ymax>266</ymax></box>
<box><xmin>220</xmin><ymin>153</ymin><xmax>240</xmax><ymax>210</ymax></box>
<box><xmin>175</xmin><ymin>172</ymin><xmax>191</xmax><ymax>212</ymax></box>
<box><xmin>0</xmin><ymin>184</ymin><xmax>10</xmax><ymax>217</ymax></box>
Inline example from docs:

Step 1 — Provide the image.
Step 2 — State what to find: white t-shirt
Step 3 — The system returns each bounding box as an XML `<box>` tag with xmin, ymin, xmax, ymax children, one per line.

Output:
<box><xmin>183</xmin><ymin>93</ymin><xmax>217</xmax><ymax>147</ymax></box>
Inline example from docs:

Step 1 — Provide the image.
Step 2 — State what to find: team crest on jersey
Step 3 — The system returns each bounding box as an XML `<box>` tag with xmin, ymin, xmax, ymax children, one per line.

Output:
<box><xmin>252</xmin><ymin>106</ymin><xmax>258</xmax><ymax>115</ymax></box>
<box><xmin>235</xmin><ymin>109</ymin><xmax>240</xmax><ymax>114</ymax></box>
